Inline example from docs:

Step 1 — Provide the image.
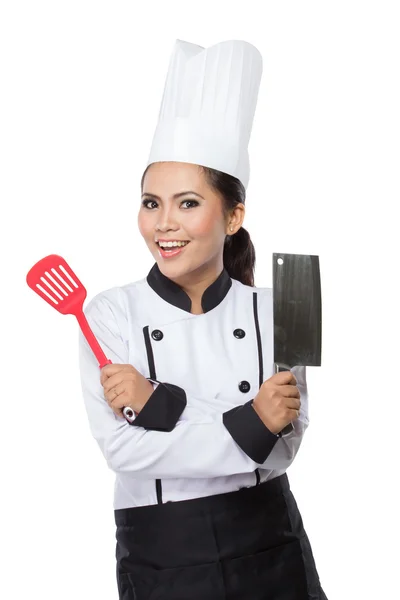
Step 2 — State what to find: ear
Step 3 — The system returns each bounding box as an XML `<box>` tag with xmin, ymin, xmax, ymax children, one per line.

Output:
<box><xmin>227</xmin><ymin>203</ymin><xmax>245</xmax><ymax>234</ymax></box>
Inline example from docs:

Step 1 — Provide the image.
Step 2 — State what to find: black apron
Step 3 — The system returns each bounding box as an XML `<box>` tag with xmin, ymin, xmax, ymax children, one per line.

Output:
<box><xmin>114</xmin><ymin>472</ymin><xmax>328</xmax><ymax>600</ymax></box>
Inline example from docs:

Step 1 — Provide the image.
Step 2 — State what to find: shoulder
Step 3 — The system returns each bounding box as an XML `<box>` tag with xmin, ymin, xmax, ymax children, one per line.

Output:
<box><xmin>230</xmin><ymin>277</ymin><xmax>272</xmax><ymax>304</ymax></box>
<box><xmin>83</xmin><ymin>275</ymin><xmax>149</xmax><ymax>325</ymax></box>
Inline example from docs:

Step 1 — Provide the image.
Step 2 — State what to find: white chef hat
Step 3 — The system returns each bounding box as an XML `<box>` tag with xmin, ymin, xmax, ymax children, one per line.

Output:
<box><xmin>146</xmin><ymin>39</ymin><xmax>263</xmax><ymax>189</ymax></box>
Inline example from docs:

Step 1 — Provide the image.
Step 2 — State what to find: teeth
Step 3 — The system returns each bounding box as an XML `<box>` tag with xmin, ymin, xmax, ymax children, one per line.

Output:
<box><xmin>158</xmin><ymin>241</ymin><xmax>189</xmax><ymax>248</ymax></box>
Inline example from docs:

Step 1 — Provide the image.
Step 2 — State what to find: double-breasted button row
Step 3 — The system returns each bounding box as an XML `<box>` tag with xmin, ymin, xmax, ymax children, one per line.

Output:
<box><xmin>150</xmin><ymin>327</ymin><xmax>250</xmax><ymax>393</ymax></box>
<box><xmin>234</xmin><ymin>330</ymin><xmax>249</xmax><ymax>392</ymax></box>
<box><xmin>152</xmin><ymin>328</ymin><xmax>246</xmax><ymax>341</ymax></box>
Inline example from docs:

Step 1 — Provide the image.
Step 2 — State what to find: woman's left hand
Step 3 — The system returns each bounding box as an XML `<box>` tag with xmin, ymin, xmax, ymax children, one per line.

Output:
<box><xmin>100</xmin><ymin>363</ymin><xmax>154</xmax><ymax>418</ymax></box>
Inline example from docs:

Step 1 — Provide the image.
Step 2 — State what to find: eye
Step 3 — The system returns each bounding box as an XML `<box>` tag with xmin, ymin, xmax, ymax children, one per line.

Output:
<box><xmin>141</xmin><ymin>199</ymin><xmax>199</xmax><ymax>209</ymax></box>
<box><xmin>142</xmin><ymin>199</ymin><xmax>158</xmax><ymax>209</ymax></box>
<box><xmin>181</xmin><ymin>200</ymin><xmax>199</xmax><ymax>208</ymax></box>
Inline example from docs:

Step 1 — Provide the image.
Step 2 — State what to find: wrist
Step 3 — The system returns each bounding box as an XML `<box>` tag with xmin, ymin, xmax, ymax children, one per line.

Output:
<box><xmin>250</xmin><ymin>400</ymin><xmax>280</xmax><ymax>436</ymax></box>
<box><xmin>123</xmin><ymin>380</ymin><xmax>159</xmax><ymax>421</ymax></box>
<box><xmin>136</xmin><ymin>380</ymin><xmax>159</xmax><ymax>414</ymax></box>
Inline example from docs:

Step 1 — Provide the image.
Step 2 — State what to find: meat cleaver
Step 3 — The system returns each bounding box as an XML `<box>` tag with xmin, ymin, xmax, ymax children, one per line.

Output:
<box><xmin>273</xmin><ymin>253</ymin><xmax>322</xmax><ymax>435</ymax></box>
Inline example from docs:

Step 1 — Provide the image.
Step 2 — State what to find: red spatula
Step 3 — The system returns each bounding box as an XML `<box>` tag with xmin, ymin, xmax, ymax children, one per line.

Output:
<box><xmin>26</xmin><ymin>254</ymin><xmax>134</xmax><ymax>421</ymax></box>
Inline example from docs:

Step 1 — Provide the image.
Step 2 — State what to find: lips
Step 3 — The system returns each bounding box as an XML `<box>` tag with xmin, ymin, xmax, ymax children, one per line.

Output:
<box><xmin>156</xmin><ymin>241</ymin><xmax>190</xmax><ymax>246</ymax></box>
<box><xmin>156</xmin><ymin>241</ymin><xmax>190</xmax><ymax>259</ymax></box>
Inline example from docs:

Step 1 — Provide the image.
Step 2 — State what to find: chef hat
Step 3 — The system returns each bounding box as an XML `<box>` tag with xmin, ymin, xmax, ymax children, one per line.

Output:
<box><xmin>146</xmin><ymin>39</ymin><xmax>263</xmax><ymax>189</ymax></box>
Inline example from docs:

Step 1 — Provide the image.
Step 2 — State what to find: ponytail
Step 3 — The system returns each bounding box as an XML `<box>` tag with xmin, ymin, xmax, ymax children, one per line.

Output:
<box><xmin>201</xmin><ymin>166</ymin><xmax>256</xmax><ymax>287</ymax></box>
<box><xmin>223</xmin><ymin>226</ymin><xmax>255</xmax><ymax>287</ymax></box>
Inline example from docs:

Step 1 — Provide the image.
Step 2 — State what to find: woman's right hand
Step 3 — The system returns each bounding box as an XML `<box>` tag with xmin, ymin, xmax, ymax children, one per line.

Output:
<box><xmin>252</xmin><ymin>371</ymin><xmax>301</xmax><ymax>434</ymax></box>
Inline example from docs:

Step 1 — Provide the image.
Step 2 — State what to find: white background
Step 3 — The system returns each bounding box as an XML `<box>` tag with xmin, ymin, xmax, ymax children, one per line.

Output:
<box><xmin>1</xmin><ymin>1</ymin><xmax>399</xmax><ymax>598</ymax></box>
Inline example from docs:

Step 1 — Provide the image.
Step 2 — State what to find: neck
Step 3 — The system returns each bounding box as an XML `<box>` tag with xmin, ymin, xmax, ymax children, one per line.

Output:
<box><xmin>169</xmin><ymin>258</ymin><xmax>224</xmax><ymax>309</ymax></box>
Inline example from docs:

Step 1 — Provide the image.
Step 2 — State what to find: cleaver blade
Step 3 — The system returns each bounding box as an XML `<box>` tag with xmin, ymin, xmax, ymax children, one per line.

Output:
<box><xmin>273</xmin><ymin>252</ymin><xmax>322</xmax><ymax>435</ymax></box>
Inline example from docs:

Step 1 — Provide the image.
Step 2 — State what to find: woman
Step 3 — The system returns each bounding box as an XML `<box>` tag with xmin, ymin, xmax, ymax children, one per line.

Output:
<box><xmin>78</xmin><ymin>40</ymin><xmax>328</xmax><ymax>599</ymax></box>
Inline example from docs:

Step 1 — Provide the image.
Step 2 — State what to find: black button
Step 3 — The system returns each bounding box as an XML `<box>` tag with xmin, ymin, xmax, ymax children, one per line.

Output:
<box><xmin>233</xmin><ymin>328</ymin><xmax>246</xmax><ymax>339</ymax></box>
<box><xmin>239</xmin><ymin>380</ymin><xmax>251</xmax><ymax>393</ymax></box>
<box><xmin>151</xmin><ymin>329</ymin><xmax>164</xmax><ymax>341</ymax></box>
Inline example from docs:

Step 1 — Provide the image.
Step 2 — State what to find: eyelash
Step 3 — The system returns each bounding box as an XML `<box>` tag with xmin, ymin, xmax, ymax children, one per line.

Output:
<box><xmin>141</xmin><ymin>199</ymin><xmax>199</xmax><ymax>210</ymax></box>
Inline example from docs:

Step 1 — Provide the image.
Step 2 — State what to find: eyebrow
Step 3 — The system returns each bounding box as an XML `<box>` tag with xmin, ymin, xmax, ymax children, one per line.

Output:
<box><xmin>141</xmin><ymin>191</ymin><xmax>204</xmax><ymax>200</ymax></box>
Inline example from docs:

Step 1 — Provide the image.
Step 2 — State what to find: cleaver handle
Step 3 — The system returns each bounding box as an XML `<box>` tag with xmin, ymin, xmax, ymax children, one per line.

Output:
<box><xmin>274</xmin><ymin>362</ymin><xmax>295</xmax><ymax>435</ymax></box>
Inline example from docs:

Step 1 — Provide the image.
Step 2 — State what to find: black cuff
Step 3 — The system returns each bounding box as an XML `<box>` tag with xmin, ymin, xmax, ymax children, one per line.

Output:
<box><xmin>222</xmin><ymin>400</ymin><xmax>280</xmax><ymax>463</ymax></box>
<box><xmin>131</xmin><ymin>382</ymin><xmax>187</xmax><ymax>432</ymax></box>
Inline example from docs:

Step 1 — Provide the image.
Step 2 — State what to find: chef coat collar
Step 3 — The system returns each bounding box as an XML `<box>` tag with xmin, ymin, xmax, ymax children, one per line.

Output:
<box><xmin>147</xmin><ymin>262</ymin><xmax>232</xmax><ymax>313</ymax></box>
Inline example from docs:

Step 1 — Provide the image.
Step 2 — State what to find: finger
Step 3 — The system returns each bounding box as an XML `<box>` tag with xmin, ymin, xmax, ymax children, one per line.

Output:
<box><xmin>273</xmin><ymin>371</ymin><xmax>297</xmax><ymax>386</ymax></box>
<box><xmin>105</xmin><ymin>384</ymin><xmax>126</xmax><ymax>408</ymax></box>
<box><xmin>103</xmin><ymin>372</ymin><xmax>131</xmax><ymax>393</ymax></box>
<box><xmin>100</xmin><ymin>370</ymin><xmax>108</xmax><ymax>386</ymax></box>
<box><xmin>102</xmin><ymin>364</ymin><xmax>137</xmax><ymax>387</ymax></box>
<box><xmin>101</xmin><ymin>364</ymin><xmax>130</xmax><ymax>381</ymax></box>
<box><xmin>108</xmin><ymin>389</ymin><xmax>129</xmax><ymax>419</ymax></box>
<box><xmin>109</xmin><ymin>389</ymin><xmax>127</xmax><ymax>409</ymax></box>
<box><xmin>105</xmin><ymin>381</ymin><xmax>119</xmax><ymax>400</ymax></box>
<box><xmin>100</xmin><ymin>366</ymin><xmax>120</xmax><ymax>386</ymax></box>
<box><xmin>109</xmin><ymin>404</ymin><xmax>124</xmax><ymax>417</ymax></box>
<box><xmin>103</xmin><ymin>374</ymin><xmax>120</xmax><ymax>393</ymax></box>
<box><xmin>290</xmin><ymin>407</ymin><xmax>301</xmax><ymax>419</ymax></box>
<box><xmin>280</xmin><ymin>384</ymin><xmax>300</xmax><ymax>398</ymax></box>
<box><xmin>282</xmin><ymin>409</ymin><xmax>300</xmax><ymax>424</ymax></box>
<box><xmin>111</xmin><ymin>409</ymin><xmax>124</xmax><ymax>418</ymax></box>
<box><xmin>285</xmin><ymin>397</ymin><xmax>301</xmax><ymax>411</ymax></box>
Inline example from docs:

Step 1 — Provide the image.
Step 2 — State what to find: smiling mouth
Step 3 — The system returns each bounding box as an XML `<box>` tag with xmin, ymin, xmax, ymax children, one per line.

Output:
<box><xmin>156</xmin><ymin>241</ymin><xmax>190</xmax><ymax>249</ymax></box>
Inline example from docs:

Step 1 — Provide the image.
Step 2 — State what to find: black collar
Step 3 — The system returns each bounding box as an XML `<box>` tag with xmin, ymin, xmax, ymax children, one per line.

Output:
<box><xmin>146</xmin><ymin>262</ymin><xmax>232</xmax><ymax>313</ymax></box>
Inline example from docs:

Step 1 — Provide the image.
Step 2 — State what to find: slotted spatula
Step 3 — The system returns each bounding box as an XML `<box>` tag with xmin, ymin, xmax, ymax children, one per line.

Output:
<box><xmin>26</xmin><ymin>254</ymin><xmax>134</xmax><ymax>420</ymax></box>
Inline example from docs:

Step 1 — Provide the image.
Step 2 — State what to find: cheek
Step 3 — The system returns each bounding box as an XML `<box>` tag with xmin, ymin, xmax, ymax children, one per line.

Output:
<box><xmin>137</xmin><ymin>211</ymin><xmax>151</xmax><ymax>238</ymax></box>
<box><xmin>189</xmin><ymin>212</ymin><xmax>223</xmax><ymax>239</ymax></box>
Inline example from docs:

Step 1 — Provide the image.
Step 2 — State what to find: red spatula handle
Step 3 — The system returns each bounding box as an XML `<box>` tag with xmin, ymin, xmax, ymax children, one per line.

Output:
<box><xmin>76</xmin><ymin>311</ymin><xmax>134</xmax><ymax>421</ymax></box>
<box><xmin>76</xmin><ymin>311</ymin><xmax>112</xmax><ymax>369</ymax></box>
<box><xmin>76</xmin><ymin>311</ymin><xmax>133</xmax><ymax>421</ymax></box>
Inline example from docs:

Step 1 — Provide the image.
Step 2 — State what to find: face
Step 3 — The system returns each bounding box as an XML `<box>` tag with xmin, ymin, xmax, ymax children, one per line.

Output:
<box><xmin>138</xmin><ymin>161</ymin><xmax>239</xmax><ymax>282</ymax></box>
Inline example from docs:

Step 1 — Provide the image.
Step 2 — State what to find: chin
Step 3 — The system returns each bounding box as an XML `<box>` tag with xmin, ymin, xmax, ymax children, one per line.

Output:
<box><xmin>157</xmin><ymin>257</ymin><xmax>198</xmax><ymax>280</ymax></box>
<box><xmin>158</xmin><ymin>258</ymin><xmax>190</xmax><ymax>275</ymax></box>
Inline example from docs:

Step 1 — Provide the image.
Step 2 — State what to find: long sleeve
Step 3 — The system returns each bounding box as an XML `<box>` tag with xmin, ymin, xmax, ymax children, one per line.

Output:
<box><xmin>78</xmin><ymin>292</ymin><xmax>308</xmax><ymax>479</ymax></box>
<box><xmin>222</xmin><ymin>364</ymin><xmax>309</xmax><ymax>466</ymax></box>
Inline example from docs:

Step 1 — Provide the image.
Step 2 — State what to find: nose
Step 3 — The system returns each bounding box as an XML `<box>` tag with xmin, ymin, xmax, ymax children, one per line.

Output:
<box><xmin>155</xmin><ymin>205</ymin><xmax>180</xmax><ymax>232</ymax></box>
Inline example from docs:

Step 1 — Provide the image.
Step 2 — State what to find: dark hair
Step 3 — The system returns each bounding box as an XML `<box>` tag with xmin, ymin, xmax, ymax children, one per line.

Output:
<box><xmin>200</xmin><ymin>166</ymin><xmax>255</xmax><ymax>287</ymax></box>
<box><xmin>140</xmin><ymin>163</ymin><xmax>256</xmax><ymax>287</ymax></box>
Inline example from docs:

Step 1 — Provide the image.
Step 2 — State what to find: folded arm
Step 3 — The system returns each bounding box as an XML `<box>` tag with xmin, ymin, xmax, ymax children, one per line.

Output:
<box><xmin>79</xmin><ymin>294</ymin><xmax>308</xmax><ymax>479</ymax></box>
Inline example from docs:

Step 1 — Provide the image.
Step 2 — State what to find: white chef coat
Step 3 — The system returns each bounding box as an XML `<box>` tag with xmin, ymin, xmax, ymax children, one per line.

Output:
<box><xmin>78</xmin><ymin>263</ymin><xmax>309</xmax><ymax>510</ymax></box>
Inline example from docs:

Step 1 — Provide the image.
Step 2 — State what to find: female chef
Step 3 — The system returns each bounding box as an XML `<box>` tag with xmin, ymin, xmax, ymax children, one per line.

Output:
<box><xmin>79</xmin><ymin>40</ymin><xmax>328</xmax><ymax>599</ymax></box>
